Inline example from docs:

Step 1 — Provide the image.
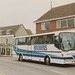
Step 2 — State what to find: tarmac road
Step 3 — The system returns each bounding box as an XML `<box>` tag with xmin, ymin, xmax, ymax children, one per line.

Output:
<box><xmin>0</xmin><ymin>57</ymin><xmax>75</xmax><ymax>75</ymax></box>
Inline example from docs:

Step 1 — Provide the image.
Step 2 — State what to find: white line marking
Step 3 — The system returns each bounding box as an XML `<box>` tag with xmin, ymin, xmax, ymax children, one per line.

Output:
<box><xmin>50</xmin><ymin>70</ymin><xmax>67</xmax><ymax>75</ymax></box>
<box><xmin>24</xmin><ymin>63</ymin><xmax>41</xmax><ymax>69</ymax></box>
<box><xmin>0</xmin><ymin>71</ymin><xmax>5</xmax><ymax>75</ymax></box>
<box><xmin>23</xmin><ymin>63</ymin><xmax>67</xmax><ymax>75</ymax></box>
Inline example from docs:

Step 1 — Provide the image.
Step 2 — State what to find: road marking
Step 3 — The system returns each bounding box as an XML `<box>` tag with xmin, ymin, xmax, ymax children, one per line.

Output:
<box><xmin>24</xmin><ymin>63</ymin><xmax>41</xmax><ymax>69</ymax></box>
<box><xmin>50</xmin><ymin>70</ymin><xmax>67</xmax><ymax>75</ymax></box>
<box><xmin>0</xmin><ymin>71</ymin><xmax>5</xmax><ymax>75</ymax></box>
<box><xmin>23</xmin><ymin>63</ymin><xmax>67</xmax><ymax>75</ymax></box>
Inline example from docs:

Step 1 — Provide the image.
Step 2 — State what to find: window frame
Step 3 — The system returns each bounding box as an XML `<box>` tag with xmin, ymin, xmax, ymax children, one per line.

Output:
<box><xmin>67</xmin><ymin>18</ymin><xmax>75</xmax><ymax>27</ymax></box>
<box><xmin>41</xmin><ymin>22</ymin><xmax>50</xmax><ymax>30</ymax></box>
<box><xmin>57</xmin><ymin>18</ymin><xmax>75</xmax><ymax>29</ymax></box>
<box><xmin>0</xmin><ymin>30</ymin><xmax>4</xmax><ymax>35</ymax></box>
<box><xmin>61</xmin><ymin>19</ymin><xmax>66</xmax><ymax>28</ymax></box>
<box><xmin>6</xmin><ymin>29</ymin><xmax>12</xmax><ymax>35</ymax></box>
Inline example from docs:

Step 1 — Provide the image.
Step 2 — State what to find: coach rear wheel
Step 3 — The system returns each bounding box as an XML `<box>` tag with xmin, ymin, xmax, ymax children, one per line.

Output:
<box><xmin>19</xmin><ymin>54</ymin><xmax>23</xmax><ymax>61</ymax></box>
<box><xmin>45</xmin><ymin>57</ymin><xmax>50</xmax><ymax>65</ymax></box>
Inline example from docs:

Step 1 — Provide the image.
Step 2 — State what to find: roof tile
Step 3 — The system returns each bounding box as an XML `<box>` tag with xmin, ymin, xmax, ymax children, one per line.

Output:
<box><xmin>35</xmin><ymin>3</ymin><xmax>75</xmax><ymax>22</ymax></box>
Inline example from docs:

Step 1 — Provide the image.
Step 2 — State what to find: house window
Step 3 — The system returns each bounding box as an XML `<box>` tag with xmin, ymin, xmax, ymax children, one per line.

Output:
<box><xmin>7</xmin><ymin>29</ymin><xmax>12</xmax><ymax>35</ymax></box>
<box><xmin>57</xmin><ymin>20</ymin><xmax>61</xmax><ymax>28</ymax></box>
<box><xmin>6</xmin><ymin>48</ymin><xmax>10</xmax><ymax>55</ymax></box>
<box><xmin>61</xmin><ymin>20</ymin><xmax>66</xmax><ymax>28</ymax></box>
<box><xmin>0</xmin><ymin>31</ymin><xmax>2</xmax><ymax>35</ymax></box>
<box><xmin>57</xmin><ymin>18</ymin><xmax>75</xmax><ymax>29</ymax></box>
<box><xmin>1</xmin><ymin>48</ymin><xmax>5</xmax><ymax>55</ymax></box>
<box><xmin>41</xmin><ymin>22</ymin><xmax>50</xmax><ymax>30</ymax></box>
<box><xmin>68</xmin><ymin>18</ymin><xmax>74</xmax><ymax>27</ymax></box>
<box><xmin>0</xmin><ymin>30</ymin><xmax>4</xmax><ymax>35</ymax></box>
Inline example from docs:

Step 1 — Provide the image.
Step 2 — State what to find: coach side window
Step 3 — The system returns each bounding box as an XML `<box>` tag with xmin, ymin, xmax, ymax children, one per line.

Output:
<box><xmin>15</xmin><ymin>38</ymin><xmax>19</xmax><ymax>45</ymax></box>
<box><xmin>43</xmin><ymin>35</ymin><xmax>47</xmax><ymax>44</ymax></box>
<box><xmin>38</xmin><ymin>36</ymin><xmax>44</xmax><ymax>44</ymax></box>
<box><xmin>18</xmin><ymin>38</ymin><xmax>26</xmax><ymax>45</ymax></box>
<box><xmin>22</xmin><ymin>38</ymin><xmax>26</xmax><ymax>45</ymax></box>
<box><xmin>13</xmin><ymin>39</ymin><xmax>16</xmax><ymax>45</ymax></box>
<box><xmin>18</xmin><ymin>38</ymin><xmax>23</xmax><ymax>45</ymax></box>
<box><xmin>31</xmin><ymin>37</ymin><xmax>35</xmax><ymax>45</ymax></box>
<box><xmin>35</xmin><ymin>36</ymin><xmax>44</xmax><ymax>44</ymax></box>
<box><xmin>26</xmin><ymin>37</ymin><xmax>31</xmax><ymax>45</ymax></box>
<box><xmin>47</xmin><ymin>35</ymin><xmax>54</xmax><ymax>44</ymax></box>
<box><xmin>43</xmin><ymin>34</ymin><xmax>54</xmax><ymax>44</ymax></box>
<box><xmin>35</xmin><ymin>36</ymin><xmax>39</xmax><ymax>44</ymax></box>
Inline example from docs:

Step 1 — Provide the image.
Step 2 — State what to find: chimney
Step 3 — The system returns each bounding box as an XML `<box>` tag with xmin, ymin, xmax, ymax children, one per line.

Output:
<box><xmin>50</xmin><ymin>1</ymin><xmax>52</xmax><ymax>9</ymax></box>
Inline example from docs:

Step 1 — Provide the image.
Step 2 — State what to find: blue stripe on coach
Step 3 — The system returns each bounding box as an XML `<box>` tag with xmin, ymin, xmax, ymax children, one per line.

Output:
<box><xmin>13</xmin><ymin>45</ymin><xmax>73</xmax><ymax>60</ymax></box>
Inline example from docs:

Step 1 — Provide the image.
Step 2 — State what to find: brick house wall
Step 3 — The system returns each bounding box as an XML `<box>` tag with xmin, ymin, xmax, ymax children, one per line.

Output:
<box><xmin>36</xmin><ymin>20</ymin><xmax>56</xmax><ymax>34</ymax></box>
<box><xmin>36</xmin><ymin>17</ymin><xmax>75</xmax><ymax>34</ymax></box>
<box><xmin>35</xmin><ymin>3</ymin><xmax>75</xmax><ymax>34</ymax></box>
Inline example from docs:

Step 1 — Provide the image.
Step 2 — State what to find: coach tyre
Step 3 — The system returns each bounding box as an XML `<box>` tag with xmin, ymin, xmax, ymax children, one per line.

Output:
<box><xmin>19</xmin><ymin>54</ymin><xmax>23</xmax><ymax>61</ymax></box>
<box><xmin>45</xmin><ymin>57</ymin><xmax>50</xmax><ymax>65</ymax></box>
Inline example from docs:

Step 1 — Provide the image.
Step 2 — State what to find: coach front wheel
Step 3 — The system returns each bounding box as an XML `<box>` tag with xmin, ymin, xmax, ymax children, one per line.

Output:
<box><xmin>45</xmin><ymin>57</ymin><xmax>50</xmax><ymax>65</ymax></box>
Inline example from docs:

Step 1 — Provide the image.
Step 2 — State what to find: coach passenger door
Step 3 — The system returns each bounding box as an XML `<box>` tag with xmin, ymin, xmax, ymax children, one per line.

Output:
<box><xmin>27</xmin><ymin>37</ymin><xmax>32</xmax><ymax>60</ymax></box>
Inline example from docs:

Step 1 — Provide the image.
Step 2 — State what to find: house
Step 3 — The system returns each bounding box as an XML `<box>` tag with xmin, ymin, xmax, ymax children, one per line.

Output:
<box><xmin>35</xmin><ymin>3</ymin><xmax>75</xmax><ymax>34</ymax></box>
<box><xmin>26</xmin><ymin>29</ymin><xmax>33</xmax><ymax>35</ymax></box>
<box><xmin>0</xmin><ymin>24</ymin><xmax>33</xmax><ymax>56</ymax></box>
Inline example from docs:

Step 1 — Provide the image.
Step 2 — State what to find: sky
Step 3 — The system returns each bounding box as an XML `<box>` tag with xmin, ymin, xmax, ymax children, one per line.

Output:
<box><xmin>0</xmin><ymin>0</ymin><xmax>75</xmax><ymax>34</ymax></box>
